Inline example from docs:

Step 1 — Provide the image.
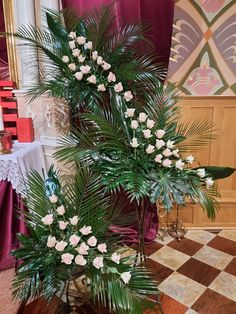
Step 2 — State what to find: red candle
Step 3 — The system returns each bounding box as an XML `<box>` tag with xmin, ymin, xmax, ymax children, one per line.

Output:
<box><xmin>2</xmin><ymin>132</ymin><xmax>12</xmax><ymax>150</ymax></box>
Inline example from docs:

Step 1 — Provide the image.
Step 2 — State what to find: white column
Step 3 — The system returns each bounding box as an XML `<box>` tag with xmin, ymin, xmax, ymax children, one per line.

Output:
<box><xmin>41</xmin><ymin>0</ymin><xmax>60</xmax><ymax>12</ymax></box>
<box><xmin>13</xmin><ymin>0</ymin><xmax>38</xmax><ymax>89</ymax></box>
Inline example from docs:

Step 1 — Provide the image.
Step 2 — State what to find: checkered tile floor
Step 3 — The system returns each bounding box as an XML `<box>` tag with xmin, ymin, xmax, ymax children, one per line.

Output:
<box><xmin>144</xmin><ymin>229</ymin><xmax>236</xmax><ymax>314</ymax></box>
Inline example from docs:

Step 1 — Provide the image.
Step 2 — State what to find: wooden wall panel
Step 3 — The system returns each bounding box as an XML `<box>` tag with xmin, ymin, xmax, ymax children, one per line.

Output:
<box><xmin>164</xmin><ymin>96</ymin><xmax>236</xmax><ymax>228</ymax></box>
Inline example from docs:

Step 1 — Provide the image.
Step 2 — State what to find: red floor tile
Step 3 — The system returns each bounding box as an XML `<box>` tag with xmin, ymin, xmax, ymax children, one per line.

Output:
<box><xmin>168</xmin><ymin>237</ymin><xmax>203</xmax><ymax>256</ymax></box>
<box><xmin>143</xmin><ymin>294</ymin><xmax>187</xmax><ymax>314</ymax></box>
<box><xmin>145</xmin><ymin>241</ymin><xmax>163</xmax><ymax>256</ymax></box>
<box><xmin>207</xmin><ymin>236</ymin><xmax>236</xmax><ymax>256</ymax></box>
<box><xmin>192</xmin><ymin>289</ymin><xmax>236</xmax><ymax>314</ymax></box>
<box><xmin>177</xmin><ymin>258</ymin><xmax>221</xmax><ymax>286</ymax></box>
<box><xmin>161</xmin><ymin>294</ymin><xmax>188</xmax><ymax>314</ymax></box>
<box><xmin>224</xmin><ymin>258</ymin><xmax>236</xmax><ymax>277</ymax></box>
<box><xmin>146</xmin><ymin>258</ymin><xmax>173</xmax><ymax>283</ymax></box>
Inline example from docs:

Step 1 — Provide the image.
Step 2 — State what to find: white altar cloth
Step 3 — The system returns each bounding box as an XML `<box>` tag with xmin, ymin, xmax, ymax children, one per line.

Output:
<box><xmin>0</xmin><ymin>141</ymin><xmax>47</xmax><ymax>196</ymax></box>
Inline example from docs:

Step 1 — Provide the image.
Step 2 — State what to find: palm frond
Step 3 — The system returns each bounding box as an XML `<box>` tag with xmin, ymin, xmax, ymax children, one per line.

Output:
<box><xmin>191</xmin><ymin>185</ymin><xmax>218</xmax><ymax>220</ymax></box>
<box><xmin>178</xmin><ymin>119</ymin><xmax>215</xmax><ymax>152</ymax></box>
<box><xmin>90</xmin><ymin>267</ymin><xmax>158</xmax><ymax>314</ymax></box>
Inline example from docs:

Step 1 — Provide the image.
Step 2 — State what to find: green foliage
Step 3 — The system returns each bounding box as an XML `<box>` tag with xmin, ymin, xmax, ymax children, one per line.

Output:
<box><xmin>197</xmin><ymin>166</ymin><xmax>236</xmax><ymax>180</ymax></box>
<box><xmin>12</xmin><ymin>167</ymin><xmax>159</xmax><ymax>313</ymax></box>
<box><xmin>5</xmin><ymin>6</ymin><xmax>164</xmax><ymax>111</ymax></box>
<box><xmin>55</xmin><ymin>83</ymin><xmax>220</xmax><ymax>219</ymax></box>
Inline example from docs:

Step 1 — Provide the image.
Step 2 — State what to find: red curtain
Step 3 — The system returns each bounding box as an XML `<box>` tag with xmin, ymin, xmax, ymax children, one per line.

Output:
<box><xmin>0</xmin><ymin>181</ymin><xmax>27</xmax><ymax>270</ymax></box>
<box><xmin>62</xmin><ymin>0</ymin><xmax>174</xmax><ymax>68</ymax></box>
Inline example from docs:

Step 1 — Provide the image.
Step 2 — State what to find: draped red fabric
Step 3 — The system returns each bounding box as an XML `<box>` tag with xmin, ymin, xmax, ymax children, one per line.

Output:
<box><xmin>62</xmin><ymin>0</ymin><xmax>174</xmax><ymax>68</ymax></box>
<box><xmin>0</xmin><ymin>181</ymin><xmax>27</xmax><ymax>270</ymax></box>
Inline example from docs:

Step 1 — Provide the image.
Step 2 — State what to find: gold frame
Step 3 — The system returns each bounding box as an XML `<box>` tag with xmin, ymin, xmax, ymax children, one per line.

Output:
<box><xmin>2</xmin><ymin>0</ymin><xmax>19</xmax><ymax>86</ymax></box>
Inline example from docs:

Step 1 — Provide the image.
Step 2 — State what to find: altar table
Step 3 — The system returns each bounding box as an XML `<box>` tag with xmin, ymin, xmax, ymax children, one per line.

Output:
<box><xmin>0</xmin><ymin>141</ymin><xmax>47</xmax><ymax>270</ymax></box>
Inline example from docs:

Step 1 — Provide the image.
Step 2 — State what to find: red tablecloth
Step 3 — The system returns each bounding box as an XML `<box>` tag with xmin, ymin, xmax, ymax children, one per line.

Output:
<box><xmin>0</xmin><ymin>180</ymin><xmax>27</xmax><ymax>270</ymax></box>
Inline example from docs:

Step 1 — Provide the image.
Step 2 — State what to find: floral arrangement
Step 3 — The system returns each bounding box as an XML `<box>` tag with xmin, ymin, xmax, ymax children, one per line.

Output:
<box><xmin>9</xmin><ymin>6</ymin><xmax>235</xmax><ymax>314</ymax></box>
<box><xmin>60</xmin><ymin>91</ymin><xmax>220</xmax><ymax>219</ymax></box>
<box><xmin>43</xmin><ymin>193</ymin><xmax>129</xmax><ymax>279</ymax></box>
<box><xmin>61</xmin><ymin>32</ymin><xmax>134</xmax><ymax>104</ymax></box>
<box><xmin>125</xmin><ymin>108</ymin><xmax>215</xmax><ymax>202</ymax></box>
<box><xmin>12</xmin><ymin>166</ymin><xmax>159</xmax><ymax>313</ymax></box>
<box><xmin>9</xmin><ymin>7</ymin><xmax>162</xmax><ymax>111</ymax></box>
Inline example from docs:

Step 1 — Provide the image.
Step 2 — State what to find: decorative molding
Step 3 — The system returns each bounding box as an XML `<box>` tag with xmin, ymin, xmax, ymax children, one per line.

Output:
<box><xmin>2</xmin><ymin>0</ymin><xmax>19</xmax><ymax>86</ymax></box>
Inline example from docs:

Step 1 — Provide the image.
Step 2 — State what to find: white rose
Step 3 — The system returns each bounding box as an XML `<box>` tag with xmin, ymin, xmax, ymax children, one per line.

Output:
<box><xmin>155</xmin><ymin>154</ymin><xmax>163</xmax><ymax>163</ymax></box>
<box><xmin>120</xmin><ymin>271</ymin><xmax>131</xmax><ymax>284</ymax></box>
<box><xmin>197</xmin><ymin>168</ymin><xmax>205</xmax><ymax>178</ymax></box>
<box><xmin>78</xmin><ymin>55</ymin><xmax>85</xmax><ymax>63</ymax></box>
<box><xmin>138</xmin><ymin>112</ymin><xmax>147</xmax><ymax>123</ymax></box>
<box><xmin>131</xmin><ymin>120</ymin><xmax>139</xmax><ymax>129</ymax></box>
<box><xmin>49</xmin><ymin>194</ymin><xmax>58</xmax><ymax>204</ymax></box>
<box><xmin>69</xmin><ymin>40</ymin><xmax>75</xmax><ymax>50</ymax></box>
<box><xmin>162</xmin><ymin>159</ymin><xmax>172</xmax><ymax>168</ymax></box>
<box><xmin>130</xmin><ymin>138</ymin><xmax>139</xmax><ymax>148</ymax></box>
<box><xmin>87</xmin><ymin>236</ymin><xmax>97</xmax><ymax>247</ymax></box>
<box><xmin>97</xmin><ymin>243</ymin><xmax>107</xmax><ymax>253</ymax></box>
<box><xmin>111</xmin><ymin>252</ymin><xmax>120</xmax><ymax>264</ymax></box>
<box><xmin>72</xmin><ymin>49</ymin><xmax>80</xmax><ymax>57</ymax></box>
<box><xmin>77</xmin><ymin>36</ymin><xmax>86</xmax><ymax>45</ymax></box>
<box><xmin>186</xmin><ymin>155</ymin><xmax>194</xmax><ymax>164</ymax></box>
<box><xmin>108</xmin><ymin>71</ymin><xmax>116</xmax><ymax>83</ymax></box>
<box><xmin>146</xmin><ymin>144</ymin><xmax>155</xmax><ymax>154</ymax></box>
<box><xmin>125</xmin><ymin>108</ymin><xmax>135</xmax><ymax>118</ymax></box>
<box><xmin>47</xmin><ymin>236</ymin><xmax>57</xmax><ymax>248</ymax></box>
<box><xmin>97</xmin><ymin>56</ymin><xmax>103</xmax><ymax>65</ymax></box>
<box><xmin>97</xmin><ymin>84</ymin><xmax>106</xmax><ymax>91</ymax></box>
<box><xmin>75</xmin><ymin>254</ymin><xmax>87</xmax><ymax>266</ymax></box>
<box><xmin>68</xmin><ymin>63</ymin><xmax>76</xmax><ymax>71</ymax></box>
<box><xmin>80</xmin><ymin>65</ymin><xmax>91</xmax><ymax>74</ymax></box>
<box><xmin>84</xmin><ymin>41</ymin><xmax>93</xmax><ymax>49</ymax></box>
<box><xmin>146</xmin><ymin>119</ymin><xmax>155</xmax><ymax>129</ymax></box>
<box><xmin>56</xmin><ymin>205</ymin><xmax>65</xmax><ymax>216</ymax></box>
<box><xmin>102</xmin><ymin>62</ymin><xmax>111</xmax><ymax>70</ymax></box>
<box><xmin>61</xmin><ymin>253</ymin><xmax>74</xmax><ymax>265</ymax></box>
<box><xmin>69</xmin><ymin>216</ymin><xmax>79</xmax><ymax>225</ymax></box>
<box><xmin>155</xmin><ymin>129</ymin><xmax>165</xmax><ymax>139</ymax></box>
<box><xmin>143</xmin><ymin>129</ymin><xmax>152</xmax><ymax>139</ymax></box>
<box><xmin>87</xmin><ymin>75</ymin><xmax>97</xmax><ymax>84</ymax></box>
<box><xmin>80</xmin><ymin>225</ymin><xmax>92</xmax><ymax>235</ymax></box>
<box><xmin>69</xmin><ymin>234</ymin><xmax>81</xmax><ymax>247</ymax></box>
<box><xmin>92</xmin><ymin>51</ymin><xmax>98</xmax><ymax>61</ymax></box>
<box><xmin>175</xmin><ymin>159</ymin><xmax>185</xmax><ymax>170</ymax></box>
<box><xmin>69</xmin><ymin>31</ymin><xmax>76</xmax><ymax>39</ymax></box>
<box><xmin>76</xmin><ymin>242</ymin><xmax>89</xmax><ymax>255</ymax></box>
<box><xmin>155</xmin><ymin>139</ymin><xmax>165</xmax><ymax>150</ymax></box>
<box><xmin>205</xmin><ymin>177</ymin><xmax>214</xmax><ymax>189</ymax></box>
<box><xmin>74</xmin><ymin>71</ymin><xmax>83</xmax><ymax>81</ymax></box>
<box><xmin>167</xmin><ymin>140</ymin><xmax>175</xmax><ymax>149</ymax></box>
<box><xmin>93</xmin><ymin>256</ymin><xmax>104</xmax><ymax>269</ymax></box>
<box><xmin>163</xmin><ymin>148</ymin><xmax>172</xmax><ymax>157</ymax></box>
<box><xmin>124</xmin><ymin>91</ymin><xmax>133</xmax><ymax>102</ymax></box>
<box><xmin>42</xmin><ymin>214</ymin><xmax>54</xmax><ymax>226</ymax></box>
<box><xmin>172</xmin><ymin>148</ymin><xmax>179</xmax><ymax>157</ymax></box>
<box><xmin>59</xmin><ymin>221</ymin><xmax>68</xmax><ymax>230</ymax></box>
<box><xmin>62</xmin><ymin>55</ymin><xmax>69</xmax><ymax>63</ymax></box>
<box><xmin>55</xmin><ymin>240</ymin><xmax>68</xmax><ymax>252</ymax></box>
<box><xmin>114</xmin><ymin>82</ymin><xmax>123</xmax><ymax>93</ymax></box>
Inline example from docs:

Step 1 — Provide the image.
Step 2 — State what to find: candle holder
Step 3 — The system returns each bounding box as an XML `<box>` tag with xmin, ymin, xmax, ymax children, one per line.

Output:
<box><xmin>0</xmin><ymin>131</ymin><xmax>12</xmax><ymax>154</ymax></box>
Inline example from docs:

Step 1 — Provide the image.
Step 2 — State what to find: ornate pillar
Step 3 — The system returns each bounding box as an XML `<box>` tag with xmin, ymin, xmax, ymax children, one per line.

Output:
<box><xmin>12</xmin><ymin>0</ymin><xmax>38</xmax><ymax>89</ymax></box>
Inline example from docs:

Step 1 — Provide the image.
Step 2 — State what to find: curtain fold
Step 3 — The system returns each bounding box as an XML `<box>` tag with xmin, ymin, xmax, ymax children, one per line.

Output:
<box><xmin>0</xmin><ymin>181</ymin><xmax>27</xmax><ymax>270</ymax></box>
